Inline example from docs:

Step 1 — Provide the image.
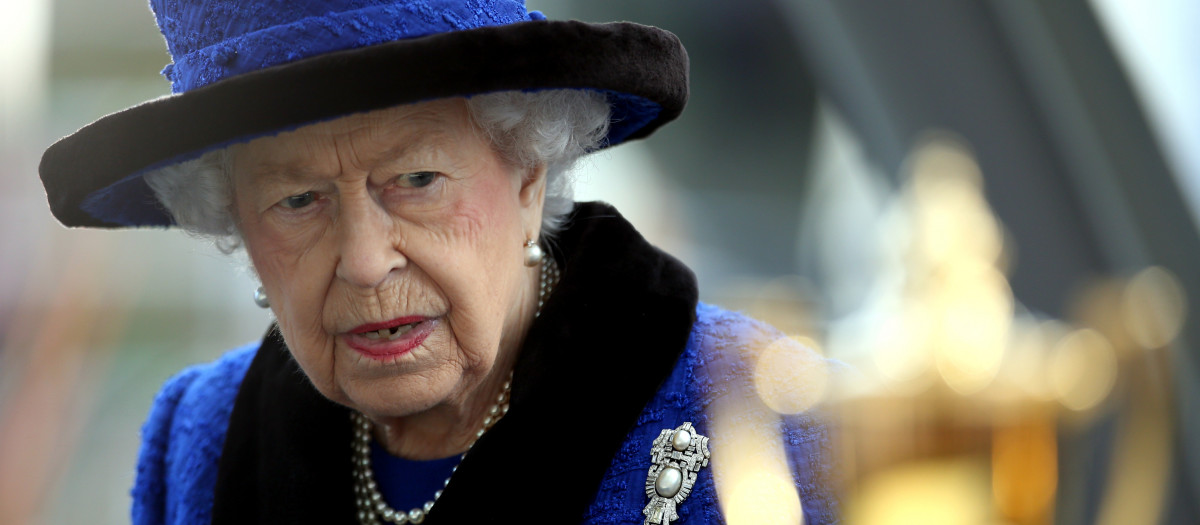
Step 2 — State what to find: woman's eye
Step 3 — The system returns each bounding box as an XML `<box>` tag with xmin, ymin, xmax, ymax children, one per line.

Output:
<box><xmin>397</xmin><ymin>171</ymin><xmax>437</xmax><ymax>189</ymax></box>
<box><xmin>280</xmin><ymin>192</ymin><xmax>316</xmax><ymax>209</ymax></box>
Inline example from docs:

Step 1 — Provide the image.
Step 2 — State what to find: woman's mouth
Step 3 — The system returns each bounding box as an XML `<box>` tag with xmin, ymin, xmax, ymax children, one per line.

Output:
<box><xmin>360</xmin><ymin>322</ymin><xmax>419</xmax><ymax>341</ymax></box>
<box><xmin>343</xmin><ymin>316</ymin><xmax>438</xmax><ymax>359</ymax></box>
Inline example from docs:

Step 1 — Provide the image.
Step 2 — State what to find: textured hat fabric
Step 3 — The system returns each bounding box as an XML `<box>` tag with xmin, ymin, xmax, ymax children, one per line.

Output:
<box><xmin>155</xmin><ymin>0</ymin><xmax>540</xmax><ymax>93</ymax></box>
<box><xmin>40</xmin><ymin>0</ymin><xmax>689</xmax><ymax>229</ymax></box>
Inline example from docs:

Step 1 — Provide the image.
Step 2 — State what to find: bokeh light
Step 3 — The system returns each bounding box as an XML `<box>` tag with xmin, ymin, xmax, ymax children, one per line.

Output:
<box><xmin>1048</xmin><ymin>329</ymin><xmax>1118</xmax><ymax>411</ymax></box>
<box><xmin>712</xmin><ymin>346</ymin><xmax>805</xmax><ymax>525</ymax></box>
<box><xmin>1121</xmin><ymin>266</ymin><xmax>1187</xmax><ymax>351</ymax></box>
<box><xmin>908</xmin><ymin>137</ymin><xmax>1006</xmax><ymax>272</ymax></box>
<box><xmin>992</xmin><ymin>319</ymin><xmax>1058</xmax><ymax>403</ymax></box>
<box><xmin>721</xmin><ymin>468</ymin><xmax>806</xmax><ymax>525</ymax></box>
<box><xmin>931</xmin><ymin>262</ymin><xmax>1013</xmax><ymax>395</ymax></box>
<box><xmin>754</xmin><ymin>335</ymin><xmax>831</xmax><ymax>415</ymax></box>
<box><xmin>845</xmin><ymin>458</ymin><xmax>995</xmax><ymax>525</ymax></box>
<box><xmin>870</xmin><ymin>300</ymin><xmax>935</xmax><ymax>387</ymax></box>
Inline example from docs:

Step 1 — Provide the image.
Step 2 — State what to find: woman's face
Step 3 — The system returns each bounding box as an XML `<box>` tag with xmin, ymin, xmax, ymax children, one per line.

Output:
<box><xmin>231</xmin><ymin>98</ymin><xmax>544</xmax><ymax>420</ymax></box>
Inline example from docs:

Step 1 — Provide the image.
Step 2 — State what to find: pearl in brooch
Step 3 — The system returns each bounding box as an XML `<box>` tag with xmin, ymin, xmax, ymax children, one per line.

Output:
<box><xmin>643</xmin><ymin>422</ymin><xmax>710</xmax><ymax>525</ymax></box>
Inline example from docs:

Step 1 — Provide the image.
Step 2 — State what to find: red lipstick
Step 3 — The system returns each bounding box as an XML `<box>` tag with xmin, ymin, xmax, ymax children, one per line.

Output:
<box><xmin>343</xmin><ymin>316</ymin><xmax>437</xmax><ymax>359</ymax></box>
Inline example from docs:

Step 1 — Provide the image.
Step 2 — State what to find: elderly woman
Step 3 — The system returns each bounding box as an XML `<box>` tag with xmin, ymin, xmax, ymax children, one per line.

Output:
<box><xmin>39</xmin><ymin>1</ymin><xmax>836</xmax><ymax>524</ymax></box>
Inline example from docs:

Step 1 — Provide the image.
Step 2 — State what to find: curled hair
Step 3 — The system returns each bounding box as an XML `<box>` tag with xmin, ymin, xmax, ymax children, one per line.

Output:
<box><xmin>144</xmin><ymin>89</ymin><xmax>611</xmax><ymax>250</ymax></box>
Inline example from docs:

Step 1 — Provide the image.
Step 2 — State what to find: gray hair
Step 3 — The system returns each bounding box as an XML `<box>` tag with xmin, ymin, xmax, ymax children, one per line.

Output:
<box><xmin>144</xmin><ymin>89</ymin><xmax>611</xmax><ymax>251</ymax></box>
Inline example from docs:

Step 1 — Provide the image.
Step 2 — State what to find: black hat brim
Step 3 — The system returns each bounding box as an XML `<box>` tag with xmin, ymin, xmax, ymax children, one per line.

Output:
<box><xmin>39</xmin><ymin>20</ymin><xmax>689</xmax><ymax>229</ymax></box>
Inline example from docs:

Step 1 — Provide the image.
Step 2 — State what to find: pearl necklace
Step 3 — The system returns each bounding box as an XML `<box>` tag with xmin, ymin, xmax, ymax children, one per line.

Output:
<box><xmin>352</xmin><ymin>257</ymin><xmax>559</xmax><ymax>524</ymax></box>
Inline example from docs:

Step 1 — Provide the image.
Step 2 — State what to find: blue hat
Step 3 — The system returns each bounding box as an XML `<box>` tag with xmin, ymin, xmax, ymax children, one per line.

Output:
<box><xmin>40</xmin><ymin>0</ymin><xmax>689</xmax><ymax>228</ymax></box>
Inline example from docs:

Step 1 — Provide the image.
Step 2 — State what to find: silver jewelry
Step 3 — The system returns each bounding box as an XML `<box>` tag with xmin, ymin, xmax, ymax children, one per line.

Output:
<box><xmin>351</xmin><ymin>378</ymin><xmax>510</xmax><ymax>524</ymax></box>
<box><xmin>352</xmin><ymin>257</ymin><xmax>559</xmax><ymax>524</ymax></box>
<box><xmin>642</xmin><ymin>422</ymin><xmax>710</xmax><ymax>525</ymax></box>
<box><xmin>253</xmin><ymin>286</ymin><xmax>270</xmax><ymax>308</ymax></box>
<box><xmin>523</xmin><ymin>239</ymin><xmax>543</xmax><ymax>267</ymax></box>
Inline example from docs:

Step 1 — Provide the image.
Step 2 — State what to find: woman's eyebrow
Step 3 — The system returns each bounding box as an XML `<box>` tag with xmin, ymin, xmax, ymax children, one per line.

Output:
<box><xmin>369</xmin><ymin>128</ymin><xmax>446</xmax><ymax>165</ymax></box>
<box><xmin>243</xmin><ymin>123</ymin><xmax>447</xmax><ymax>183</ymax></box>
<box><xmin>245</xmin><ymin>160</ymin><xmax>327</xmax><ymax>185</ymax></box>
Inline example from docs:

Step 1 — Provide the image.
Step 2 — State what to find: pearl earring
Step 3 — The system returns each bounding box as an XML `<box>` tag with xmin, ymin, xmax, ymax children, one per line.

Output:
<box><xmin>253</xmin><ymin>286</ymin><xmax>270</xmax><ymax>308</ymax></box>
<box><xmin>523</xmin><ymin>239</ymin><xmax>543</xmax><ymax>267</ymax></box>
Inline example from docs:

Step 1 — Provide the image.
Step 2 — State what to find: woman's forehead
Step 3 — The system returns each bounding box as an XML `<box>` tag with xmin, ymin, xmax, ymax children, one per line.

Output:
<box><xmin>232</xmin><ymin>98</ymin><xmax>474</xmax><ymax>173</ymax></box>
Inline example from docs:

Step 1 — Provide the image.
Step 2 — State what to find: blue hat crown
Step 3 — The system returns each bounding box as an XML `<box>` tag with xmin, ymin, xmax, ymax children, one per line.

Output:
<box><xmin>151</xmin><ymin>0</ymin><xmax>545</xmax><ymax>93</ymax></box>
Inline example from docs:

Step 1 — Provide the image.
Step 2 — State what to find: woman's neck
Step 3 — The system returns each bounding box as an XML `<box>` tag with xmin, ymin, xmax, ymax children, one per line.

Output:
<box><xmin>369</xmin><ymin>365</ymin><xmax>512</xmax><ymax>459</ymax></box>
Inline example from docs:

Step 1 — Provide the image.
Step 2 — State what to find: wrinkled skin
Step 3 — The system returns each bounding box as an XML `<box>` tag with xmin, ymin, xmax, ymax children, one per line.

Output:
<box><xmin>231</xmin><ymin>98</ymin><xmax>545</xmax><ymax>459</ymax></box>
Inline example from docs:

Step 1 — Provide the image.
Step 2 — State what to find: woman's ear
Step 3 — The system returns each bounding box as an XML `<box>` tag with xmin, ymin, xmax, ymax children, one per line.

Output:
<box><xmin>518</xmin><ymin>164</ymin><xmax>548</xmax><ymax>241</ymax></box>
<box><xmin>519</xmin><ymin>163</ymin><xmax>548</xmax><ymax>209</ymax></box>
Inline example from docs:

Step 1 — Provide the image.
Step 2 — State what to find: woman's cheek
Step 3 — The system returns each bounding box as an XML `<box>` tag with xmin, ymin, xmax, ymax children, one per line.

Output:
<box><xmin>278</xmin><ymin>309</ymin><xmax>340</xmax><ymax>401</ymax></box>
<box><xmin>244</xmin><ymin>222</ymin><xmax>339</xmax><ymax>392</ymax></box>
<box><xmin>448</xmin><ymin>189</ymin><xmax>518</xmax><ymax>260</ymax></box>
<box><xmin>440</xmin><ymin>290</ymin><xmax>499</xmax><ymax>365</ymax></box>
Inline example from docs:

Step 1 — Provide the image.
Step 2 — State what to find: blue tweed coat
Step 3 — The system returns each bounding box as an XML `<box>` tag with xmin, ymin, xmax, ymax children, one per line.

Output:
<box><xmin>131</xmin><ymin>203</ymin><xmax>838</xmax><ymax>524</ymax></box>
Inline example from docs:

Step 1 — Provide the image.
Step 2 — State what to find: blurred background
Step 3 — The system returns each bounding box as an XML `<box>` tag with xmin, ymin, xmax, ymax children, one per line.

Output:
<box><xmin>0</xmin><ymin>0</ymin><xmax>1196</xmax><ymax>523</ymax></box>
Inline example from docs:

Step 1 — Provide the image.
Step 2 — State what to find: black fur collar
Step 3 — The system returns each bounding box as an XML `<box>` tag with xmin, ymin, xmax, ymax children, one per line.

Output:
<box><xmin>211</xmin><ymin>202</ymin><xmax>698</xmax><ymax>523</ymax></box>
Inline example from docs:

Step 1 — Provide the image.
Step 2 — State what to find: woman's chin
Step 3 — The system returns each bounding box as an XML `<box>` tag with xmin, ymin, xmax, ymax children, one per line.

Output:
<box><xmin>346</xmin><ymin>377</ymin><xmax>449</xmax><ymax>421</ymax></box>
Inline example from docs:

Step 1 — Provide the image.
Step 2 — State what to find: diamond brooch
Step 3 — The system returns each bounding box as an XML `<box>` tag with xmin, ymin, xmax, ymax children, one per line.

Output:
<box><xmin>643</xmin><ymin>422</ymin><xmax>710</xmax><ymax>525</ymax></box>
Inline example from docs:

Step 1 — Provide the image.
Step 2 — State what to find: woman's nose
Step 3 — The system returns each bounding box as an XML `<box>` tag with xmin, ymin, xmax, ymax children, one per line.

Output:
<box><xmin>334</xmin><ymin>194</ymin><xmax>406</xmax><ymax>289</ymax></box>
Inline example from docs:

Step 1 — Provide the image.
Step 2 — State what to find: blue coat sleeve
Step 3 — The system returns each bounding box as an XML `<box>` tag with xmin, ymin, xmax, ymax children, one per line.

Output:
<box><xmin>130</xmin><ymin>342</ymin><xmax>259</xmax><ymax>525</ymax></box>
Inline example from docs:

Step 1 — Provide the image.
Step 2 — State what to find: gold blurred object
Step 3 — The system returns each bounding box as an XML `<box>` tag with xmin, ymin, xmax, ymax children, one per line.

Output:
<box><xmin>827</xmin><ymin>135</ymin><xmax>1178</xmax><ymax>525</ymax></box>
<box><xmin>908</xmin><ymin>136</ymin><xmax>1006</xmax><ymax>272</ymax></box>
<box><xmin>838</xmin><ymin>393</ymin><xmax>1058</xmax><ymax>525</ymax></box>
<box><xmin>720</xmin><ymin>134</ymin><xmax>1181</xmax><ymax>524</ymax></box>
<box><xmin>839</xmin><ymin>137</ymin><xmax>1036</xmax><ymax>523</ymax></box>
<box><xmin>845</xmin><ymin>457</ymin><xmax>994</xmax><ymax>525</ymax></box>
<box><xmin>1047</xmin><ymin>329</ymin><xmax>1117</xmax><ymax>412</ymax></box>
<box><xmin>992</xmin><ymin>418</ymin><xmax>1057</xmax><ymax>523</ymax></box>
<box><xmin>930</xmin><ymin>262</ymin><xmax>1013</xmax><ymax>395</ymax></box>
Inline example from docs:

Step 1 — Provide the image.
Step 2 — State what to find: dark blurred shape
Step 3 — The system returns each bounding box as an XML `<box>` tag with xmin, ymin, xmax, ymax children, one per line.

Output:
<box><xmin>556</xmin><ymin>0</ymin><xmax>819</xmax><ymax>282</ymax></box>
